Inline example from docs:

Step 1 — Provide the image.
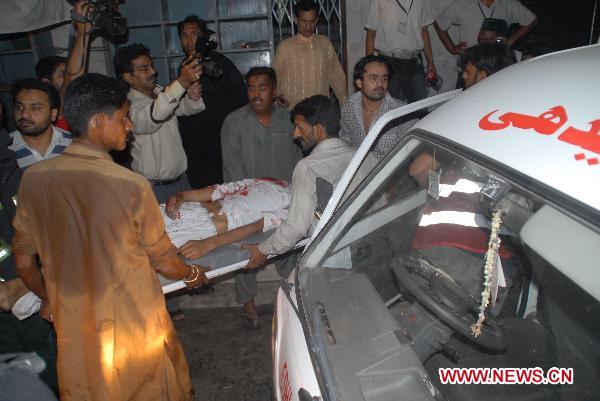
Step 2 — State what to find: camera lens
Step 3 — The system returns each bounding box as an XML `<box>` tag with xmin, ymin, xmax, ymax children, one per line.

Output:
<box><xmin>86</xmin><ymin>1</ymin><xmax>128</xmax><ymax>38</ymax></box>
<box><xmin>109</xmin><ymin>15</ymin><xmax>127</xmax><ymax>36</ymax></box>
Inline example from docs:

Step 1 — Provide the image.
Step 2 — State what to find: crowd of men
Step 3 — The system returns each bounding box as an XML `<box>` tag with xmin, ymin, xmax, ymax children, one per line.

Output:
<box><xmin>0</xmin><ymin>0</ymin><xmax>533</xmax><ymax>399</ymax></box>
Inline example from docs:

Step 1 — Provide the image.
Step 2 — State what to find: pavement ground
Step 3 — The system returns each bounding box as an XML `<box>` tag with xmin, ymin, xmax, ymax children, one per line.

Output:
<box><xmin>172</xmin><ymin>266</ymin><xmax>281</xmax><ymax>401</ymax></box>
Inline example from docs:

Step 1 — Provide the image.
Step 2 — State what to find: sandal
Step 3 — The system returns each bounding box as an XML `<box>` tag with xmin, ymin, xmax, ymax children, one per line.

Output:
<box><xmin>169</xmin><ymin>309</ymin><xmax>185</xmax><ymax>321</ymax></box>
<box><xmin>241</xmin><ymin>310</ymin><xmax>259</xmax><ymax>329</ymax></box>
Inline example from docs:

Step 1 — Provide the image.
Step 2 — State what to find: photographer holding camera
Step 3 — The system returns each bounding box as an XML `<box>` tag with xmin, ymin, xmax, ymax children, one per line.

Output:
<box><xmin>113</xmin><ymin>43</ymin><xmax>205</xmax><ymax>203</ymax></box>
<box><xmin>177</xmin><ymin>15</ymin><xmax>247</xmax><ymax>189</ymax></box>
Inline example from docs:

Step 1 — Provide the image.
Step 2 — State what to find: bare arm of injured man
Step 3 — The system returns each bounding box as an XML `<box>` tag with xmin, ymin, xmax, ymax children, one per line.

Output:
<box><xmin>165</xmin><ymin>186</ymin><xmax>216</xmax><ymax>218</ymax></box>
<box><xmin>179</xmin><ymin>219</ymin><xmax>264</xmax><ymax>259</ymax></box>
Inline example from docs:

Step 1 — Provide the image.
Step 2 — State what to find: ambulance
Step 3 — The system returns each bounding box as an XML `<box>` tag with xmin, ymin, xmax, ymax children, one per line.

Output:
<box><xmin>272</xmin><ymin>45</ymin><xmax>600</xmax><ymax>401</ymax></box>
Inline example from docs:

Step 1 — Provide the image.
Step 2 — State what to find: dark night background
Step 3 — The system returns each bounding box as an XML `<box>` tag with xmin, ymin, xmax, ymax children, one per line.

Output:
<box><xmin>517</xmin><ymin>0</ymin><xmax>599</xmax><ymax>52</ymax></box>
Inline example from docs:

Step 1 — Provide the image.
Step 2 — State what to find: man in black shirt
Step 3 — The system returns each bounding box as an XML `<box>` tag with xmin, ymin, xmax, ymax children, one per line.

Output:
<box><xmin>177</xmin><ymin>15</ymin><xmax>248</xmax><ymax>188</ymax></box>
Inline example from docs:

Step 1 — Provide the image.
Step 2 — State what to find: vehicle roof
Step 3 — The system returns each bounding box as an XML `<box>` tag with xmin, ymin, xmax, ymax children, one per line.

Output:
<box><xmin>414</xmin><ymin>45</ymin><xmax>600</xmax><ymax>214</ymax></box>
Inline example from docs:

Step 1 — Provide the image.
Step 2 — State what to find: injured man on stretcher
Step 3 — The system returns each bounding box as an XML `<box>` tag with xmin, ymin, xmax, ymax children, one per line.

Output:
<box><xmin>3</xmin><ymin>178</ymin><xmax>290</xmax><ymax>320</ymax></box>
<box><xmin>162</xmin><ymin>178</ymin><xmax>290</xmax><ymax>260</ymax></box>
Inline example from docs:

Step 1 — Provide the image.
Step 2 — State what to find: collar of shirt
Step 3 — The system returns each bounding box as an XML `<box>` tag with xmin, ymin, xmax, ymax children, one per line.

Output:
<box><xmin>128</xmin><ymin>85</ymin><xmax>161</xmax><ymax>102</ymax></box>
<box><xmin>245</xmin><ymin>103</ymin><xmax>288</xmax><ymax>125</ymax></box>
<box><xmin>349</xmin><ymin>92</ymin><xmax>404</xmax><ymax>122</ymax></box>
<box><xmin>295</xmin><ymin>33</ymin><xmax>317</xmax><ymax>43</ymax></box>
<box><xmin>129</xmin><ymin>82</ymin><xmax>186</xmax><ymax>106</ymax></box>
<box><xmin>377</xmin><ymin>92</ymin><xmax>405</xmax><ymax>117</ymax></box>
<box><xmin>247</xmin><ymin>102</ymin><xmax>275</xmax><ymax>119</ymax></box>
<box><xmin>63</xmin><ymin>139</ymin><xmax>112</xmax><ymax>161</ymax></box>
<box><xmin>311</xmin><ymin>137</ymin><xmax>349</xmax><ymax>156</ymax></box>
<box><xmin>10</xmin><ymin>126</ymin><xmax>68</xmax><ymax>158</ymax></box>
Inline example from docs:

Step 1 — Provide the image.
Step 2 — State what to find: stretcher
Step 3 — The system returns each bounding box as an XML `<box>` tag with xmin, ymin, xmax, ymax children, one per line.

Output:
<box><xmin>9</xmin><ymin>230</ymin><xmax>304</xmax><ymax>320</ymax></box>
<box><xmin>159</xmin><ymin>230</ymin><xmax>308</xmax><ymax>294</ymax></box>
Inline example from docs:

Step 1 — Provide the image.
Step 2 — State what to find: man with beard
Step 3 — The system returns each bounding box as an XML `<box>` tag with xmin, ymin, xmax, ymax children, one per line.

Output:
<box><xmin>0</xmin><ymin>120</ymin><xmax>59</xmax><ymax>395</ymax></box>
<box><xmin>241</xmin><ymin>96</ymin><xmax>357</xmax><ymax>320</ymax></box>
<box><xmin>4</xmin><ymin>79</ymin><xmax>67</xmax><ymax>393</ymax></box>
<box><xmin>461</xmin><ymin>44</ymin><xmax>517</xmax><ymax>89</ymax></box>
<box><xmin>9</xmin><ymin>79</ymin><xmax>71</xmax><ymax>170</ymax></box>
<box><xmin>113</xmin><ymin>43</ymin><xmax>204</xmax><ymax>203</ymax></box>
<box><xmin>340</xmin><ymin>56</ymin><xmax>416</xmax><ymax>161</ymax></box>
<box><xmin>177</xmin><ymin>15</ymin><xmax>247</xmax><ymax>188</ymax></box>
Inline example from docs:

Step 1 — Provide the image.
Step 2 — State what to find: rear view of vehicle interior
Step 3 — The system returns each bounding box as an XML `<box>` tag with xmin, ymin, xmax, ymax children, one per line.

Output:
<box><xmin>298</xmin><ymin>137</ymin><xmax>600</xmax><ymax>401</ymax></box>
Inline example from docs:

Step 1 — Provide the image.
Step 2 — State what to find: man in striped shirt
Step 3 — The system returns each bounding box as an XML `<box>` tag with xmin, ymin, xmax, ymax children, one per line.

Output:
<box><xmin>9</xmin><ymin>79</ymin><xmax>71</xmax><ymax>170</ymax></box>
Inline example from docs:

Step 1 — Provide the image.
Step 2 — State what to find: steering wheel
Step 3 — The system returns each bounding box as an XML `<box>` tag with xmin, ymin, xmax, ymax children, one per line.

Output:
<box><xmin>392</xmin><ymin>255</ymin><xmax>506</xmax><ymax>351</ymax></box>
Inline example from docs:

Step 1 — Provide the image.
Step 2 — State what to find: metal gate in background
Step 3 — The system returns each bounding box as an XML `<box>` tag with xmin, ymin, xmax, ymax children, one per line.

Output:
<box><xmin>272</xmin><ymin>0</ymin><xmax>345</xmax><ymax>65</ymax></box>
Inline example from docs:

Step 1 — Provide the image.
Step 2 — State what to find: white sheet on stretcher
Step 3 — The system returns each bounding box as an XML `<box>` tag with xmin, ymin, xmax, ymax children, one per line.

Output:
<box><xmin>159</xmin><ymin>230</ymin><xmax>307</xmax><ymax>294</ymax></box>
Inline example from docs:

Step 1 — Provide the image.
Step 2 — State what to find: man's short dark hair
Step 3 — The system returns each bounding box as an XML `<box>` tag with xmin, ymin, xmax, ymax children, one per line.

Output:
<box><xmin>291</xmin><ymin>95</ymin><xmax>340</xmax><ymax>138</ymax></box>
<box><xmin>246</xmin><ymin>67</ymin><xmax>277</xmax><ymax>88</ymax></box>
<box><xmin>353</xmin><ymin>55</ymin><xmax>393</xmax><ymax>82</ymax></box>
<box><xmin>462</xmin><ymin>44</ymin><xmax>517</xmax><ymax>77</ymax></box>
<box><xmin>295</xmin><ymin>0</ymin><xmax>319</xmax><ymax>15</ymax></box>
<box><xmin>177</xmin><ymin>15</ymin><xmax>208</xmax><ymax>37</ymax></box>
<box><xmin>12</xmin><ymin>79</ymin><xmax>60</xmax><ymax>111</ymax></box>
<box><xmin>113</xmin><ymin>43</ymin><xmax>151</xmax><ymax>79</ymax></box>
<box><xmin>35</xmin><ymin>56</ymin><xmax>67</xmax><ymax>82</ymax></box>
<box><xmin>63</xmin><ymin>73</ymin><xmax>129</xmax><ymax>138</ymax></box>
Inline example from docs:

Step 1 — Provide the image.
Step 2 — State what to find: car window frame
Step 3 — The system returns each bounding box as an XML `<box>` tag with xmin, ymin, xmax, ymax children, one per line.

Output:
<box><xmin>294</xmin><ymin>128</ymin><xmax>600</xmax><ymax>401</ymax></box>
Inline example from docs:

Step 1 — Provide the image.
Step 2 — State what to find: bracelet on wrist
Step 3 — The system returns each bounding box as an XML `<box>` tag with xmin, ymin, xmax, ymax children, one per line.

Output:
<box><xmin>184</xmin><ymin>264</ymin><xmax>200</xmax><ymax>283</ymax></box>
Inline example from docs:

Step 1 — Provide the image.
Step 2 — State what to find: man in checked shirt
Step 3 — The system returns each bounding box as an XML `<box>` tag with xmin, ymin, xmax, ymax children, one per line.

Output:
<box><xmin>339</xmin><ymin>56</ymin><xmax>416</xmax><ymax>161</ymax></box>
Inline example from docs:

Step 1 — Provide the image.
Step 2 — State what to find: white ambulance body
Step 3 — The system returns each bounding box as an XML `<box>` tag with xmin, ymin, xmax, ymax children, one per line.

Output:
<box><xmin>273</xmin><ymin>45</ymin><xmax>600</xmax><ymax>401</ymax></box>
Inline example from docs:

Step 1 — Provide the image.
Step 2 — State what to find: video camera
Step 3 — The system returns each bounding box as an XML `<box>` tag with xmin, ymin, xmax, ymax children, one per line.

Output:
<box><xmin>190</xmin><ymin>29</ymin><xmax>223</xmax><ymax>79</ymax></box>
<box><xmin>69</xmin><ymin>0</ymin><xmax>127</xmax><ymax>37</ymax></box>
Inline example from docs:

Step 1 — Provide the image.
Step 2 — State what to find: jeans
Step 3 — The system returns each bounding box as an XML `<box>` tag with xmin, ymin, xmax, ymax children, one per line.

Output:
<box><xmin>382</xmin><ymin>55</ymin><xmax>427</xmax><ymax>104</ymax></box>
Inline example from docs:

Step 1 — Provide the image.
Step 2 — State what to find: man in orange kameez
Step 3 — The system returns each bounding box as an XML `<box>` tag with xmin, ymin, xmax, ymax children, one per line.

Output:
<box><xmin>13</xmin><ymin>73</ymin><xmax>208</xmax><ymax>401</ymax></box>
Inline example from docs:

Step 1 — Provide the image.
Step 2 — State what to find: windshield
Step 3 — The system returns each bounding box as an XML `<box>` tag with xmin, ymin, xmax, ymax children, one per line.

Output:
<box><xmin>298</xmin><ymin>137</ymin><xmax>600</xmax><ymax>401</ymax></box>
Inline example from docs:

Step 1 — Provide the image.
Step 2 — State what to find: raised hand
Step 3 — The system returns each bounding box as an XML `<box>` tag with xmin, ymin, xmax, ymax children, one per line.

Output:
<box><xmin>178</xmin><ymin>55</ymin><xmax>203</xmax><ymax>88</ymax></box>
